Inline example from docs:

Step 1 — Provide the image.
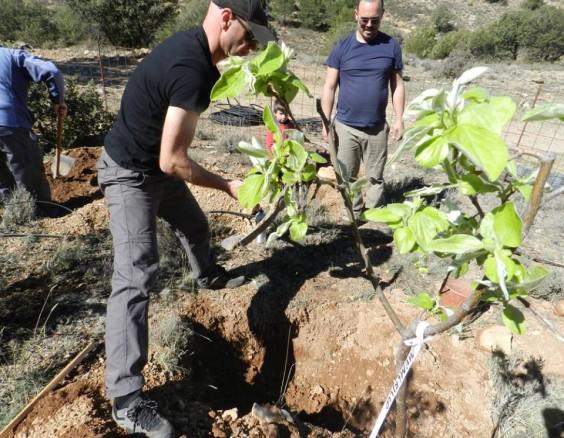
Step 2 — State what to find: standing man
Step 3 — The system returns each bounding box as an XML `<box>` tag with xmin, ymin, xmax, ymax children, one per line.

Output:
<box><xmin>97</xmin><ymin>1</ymin><xmax>275</xmax><ymax>436</ymax></box>
<box><xmin>321</xmin><ymin>0</ymin><xmax>405</xmax><ymax>219</ymax></box>
<box><xmin>0</xmin><ymin>47</ymin><xmax>67</xmax><ymax>205</ymax></box>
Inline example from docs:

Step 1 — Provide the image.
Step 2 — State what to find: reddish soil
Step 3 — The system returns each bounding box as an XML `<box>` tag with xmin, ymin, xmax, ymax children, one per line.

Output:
<box><xmin>44</xmin><ymin>147</ymin><xmax>102</xmax><ymax>208</ymax></box>
<box><xmin>5</xmin><ymin>147</ymin><xmax>564</xmax><ymax>438</ymax></box>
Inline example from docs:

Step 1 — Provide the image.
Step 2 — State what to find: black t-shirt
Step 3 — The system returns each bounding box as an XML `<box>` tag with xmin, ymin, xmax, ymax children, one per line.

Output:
<box><xmin>104</xmin><ymin>27</ymin><xmax>220</xmax><ymax>173</ymax></box>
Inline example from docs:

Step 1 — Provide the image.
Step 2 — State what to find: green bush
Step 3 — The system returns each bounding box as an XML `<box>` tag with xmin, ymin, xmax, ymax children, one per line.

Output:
<box><xmin>520</xmin><ymin>6</ymin><xmax>564</xmax><ymax>62</ymax></box>
<box><xmin>520</xmin><ymin>0</ymin><xmax>544</xmax><ymax>10</ymax></box>
<box><xmin>431</xmin><ymin>5</ymin><xmax>457</xmax><ymax>34</ymax></box>
<box><xmin>155</xmin><ymin>0</ymin><xmax>209</xmax><ymax>42</ymax></box>
<box><xmin>0</xmin><ymin>0</ymin><xmax>58</xmax><ymax>47</ymax></box>
<box><xmin>430</xmin><ymin>31</ymin><xmax>467</xmax><ymax>59</ymax></box>
<box><xmin>65</xmin><ymin>0</ymin><xmax>178</xmax><ymax>48</ymax></box>
<box><xmin>270</xmin><ymin>0</ymin><xmax>300</xmax><ymax>26</ymax></box>
<box><xmin>404</xmin><ymin>26</ymin><xmax>437</xmax><ymax>58</ymax></box>
<box><xmin>297</xmin><ymin>0</ymin><xmax>332</xmax><ymax>31</ymax></box>
<box><xmin>28</xmin><ymin>78</ymin><xmax>115</xmax><ymax>151</ymax></box>
<box><xmin>466</xmin><ymin>28</ymin><xmax>498</xmax><ymax>60</ymax></box>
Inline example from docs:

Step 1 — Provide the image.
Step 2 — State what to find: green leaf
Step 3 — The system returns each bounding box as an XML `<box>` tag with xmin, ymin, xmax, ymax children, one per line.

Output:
<box><xmin>463</xmin><ymin>87</ymin><xmax>489</xmax><ymax>102</ymax></box>
<box><xmin>289</xmin><ymin>216</ymin><xmax>308</xmax><ymax>241</ymax></box>
<box><xmin>350</xmin><ymin>177</ymin><xmax>367</xmax><ymax>196</ymax></box>
<box><xmin>210</xmin><ymin>67</ymin><xmax>248</xmax><ymax>100</ymax></box>
<box><xmin>251</xmin><ymin>42</ymin><xmax>285</xmax><ymax>75</ymax></box>
<box><xmin>459</xmin><ymin>97</ymin><xmax>516</xmax><ymax>134</ymax></box>
<box><xmin>301</xmin><ymin>163</ymin><xmax>316</xmax><ymax>182</ymax></box>
<box><xmin>237</xmin><ymin>140</ymin><xmax>268</xmax><ymax>159</ymax></box>
<box><xmin>446</xmin><ymin>124</ymin><xmax>509</xmax><ymax>181</ymax></box>
<box><xmin>502</xmin><ymin>304</ymin><xmax>527</xmax><ymax>335</ymax></box>
<box><xmin>387</xmin><ymin>203</ymin><xmax>412</xmax><ymax>219</ymax></box>
<box><xmin>362</xmin><ymin>207</ymin><xmax>401</xmax><ymax>224</ymax></box>
<box><xmin>267</xmin><ymin>219</ymin><xmax>291</xmax><ymax>245</ymax></box>
<box><xmin>405</xmin><ymin>185</ymin><xmax>454</xmax><ymax>198</ymax></box>
<box><xmin>309</xmin><ymin>152</ymin><xmax>328</xmax><ymax>164</ymax></box>
<box><xmin>493</xmin><ymin>202</ymin><xmax>522</xmax><ymax>248</ymax></box>
<box><xmin>523</xmin><ymin>104</ymin><xmax>564</xmax><ymax>122</ymax></box>
<box><xmin>506</xmin><ymin>160</ymin><xmax>518</xmax><ymax>177</ymax></box>
<box><xmin>394</xmin><ymin>227</ymin><xmax>417</xmax><ymax>254</ymax></box>
<box><xmin>282</xmin><ymin>169</ymin><xmax>299</xmax><ymax>185</ymax></box>
<box><xmin>415</xmin><ymin>136</ymin><xmax>449</xmax><ymax>168</ymax></box>
<box><xmin>388</xmin><ymin>125</ymin><xmax>430</xmax><ymax>164</ymax></box>
<box><xmin>238</xmin><ymin>173</ymin><xmax>265</xmax><ymax>208</ymax></box>
<box><xmin>286</xmin><ymin>140</ymin><xmax>308</xmax><ymax>172</ymax></box>
<box><xmin>479</xmin><ymin>213</ymin><xmax>496</xmax><ymax>251</ymax></box>
<box><xmin>263</xmin><ymin>105</ymin><xmax>282</xmax><ymax>146</ymax></box>
<box><xmin>457</xmin><ymin>174</ymin><xmax>499</xmax><ymax>196</ymax></box>
<box><xmin>426</xmin><ymin>235</ymin><xmax>484</xmax><ymax>254</ymax></box>
<box><xmin>509</xmin><ymin>266</ymin><xmax>549</xmax><ymax>291</ymax></box>
<box><xmin>514</xmin><ymin>182</ymin><xmax>532</xmax><ymax>201</ymax></box>
<box><xmin>408</xmin><ymin>208</ymin><xmax>449</xmax><ymax>249</ymax></box>
<box><xmin>408</xmin><ymin>292</ymin><xmax>435</xmax><ymax>311</ymax></box>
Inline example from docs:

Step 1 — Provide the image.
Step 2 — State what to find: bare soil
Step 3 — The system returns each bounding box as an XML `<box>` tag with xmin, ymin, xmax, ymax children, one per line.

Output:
<box><xmin>2</xmin><ymin>144</ymin><xmax>564</xmax><ymax>438</ymax></box>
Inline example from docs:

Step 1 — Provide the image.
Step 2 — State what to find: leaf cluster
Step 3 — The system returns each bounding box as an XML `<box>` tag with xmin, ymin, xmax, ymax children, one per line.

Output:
<box><xmin>28</xmin><ymin>78</ymin><xmax>115</xmax><ymax>151</ymax></box>
<box><xmin>211</xmin><ymin>42</ymin><xmax>310</xmax><ymax>105</ymax></box>
<box><xmin>237</xmin><ymin>106</ymin><xmax>326</xmax><ymax>243</ymax></box>
<box><xmin>362</xmin><ymin>67</ymin><xmax>560</xmax><ymax>334</ymax></box>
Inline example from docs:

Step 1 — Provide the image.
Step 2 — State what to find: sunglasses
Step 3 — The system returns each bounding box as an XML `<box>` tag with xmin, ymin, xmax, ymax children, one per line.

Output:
<box><xmin>234</xmin><ymin>15</ymin><xmax>258</xmax><ymax>45</ymax></box>
<box><xmin>358</xmin><ymin>16</ymin><xmax>380</xmax><ymax>26</ymax></box>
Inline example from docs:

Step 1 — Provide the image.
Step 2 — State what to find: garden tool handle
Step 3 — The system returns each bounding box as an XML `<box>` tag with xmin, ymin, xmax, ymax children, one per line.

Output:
<box><xmin>54</xmin><ymin>111</ymin><xmax>64</xmax><ymax>178</ymax></box>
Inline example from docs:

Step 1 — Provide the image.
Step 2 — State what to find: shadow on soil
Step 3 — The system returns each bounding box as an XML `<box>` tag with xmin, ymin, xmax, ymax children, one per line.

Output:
<box><xmin>147</xmin><ymin>225</ymin><xmax>396</xmax><ymax>436</ymax></box>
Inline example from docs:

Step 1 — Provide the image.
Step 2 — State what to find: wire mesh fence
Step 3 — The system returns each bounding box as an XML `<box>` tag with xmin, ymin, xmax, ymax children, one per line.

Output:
<box><xmin>56</xmin><ymin>44</ymin><xmax>564</xmax><ymax>185</ymax></box>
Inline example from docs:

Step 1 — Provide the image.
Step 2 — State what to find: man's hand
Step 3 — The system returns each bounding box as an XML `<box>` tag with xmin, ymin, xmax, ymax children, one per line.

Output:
<box><xmin>390</xmin><ymin>118</ymin><xmax>404</xmax><ymax>143</ymax></box>
<box><xmin>54</xmin><ymin>102</ymin><xmax>68</xmax><ymax>118</ymax></box>
<box><xmin>226</xmin><ymin>179</ymin><xmax>243</xmax><ymax>200</ymax></box>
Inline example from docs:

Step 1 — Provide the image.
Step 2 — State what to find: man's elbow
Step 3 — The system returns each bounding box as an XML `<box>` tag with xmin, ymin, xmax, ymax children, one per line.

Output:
<box><xmin>159</xmin><ymin>154</ymin><xmax>177</xmax><ymax>176</ymax></box>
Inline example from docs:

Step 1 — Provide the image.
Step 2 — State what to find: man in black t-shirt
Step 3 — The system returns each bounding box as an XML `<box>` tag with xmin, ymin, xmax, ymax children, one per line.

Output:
<box><xmin>96</xmin><ymin>1</ymin><xmax>275</xmax><ymax>436</ymax></box>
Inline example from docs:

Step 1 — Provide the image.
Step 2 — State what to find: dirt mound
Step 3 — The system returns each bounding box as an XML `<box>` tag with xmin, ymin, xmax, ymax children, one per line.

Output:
<box><xmin>44</xmin><ymin>147</ymin><xmax>102</xmax><ymax>208</ymax></box>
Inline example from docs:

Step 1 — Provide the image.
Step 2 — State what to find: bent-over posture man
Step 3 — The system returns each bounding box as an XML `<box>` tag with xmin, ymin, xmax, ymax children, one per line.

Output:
<box><xmin>321</xmin><ymin>0</ymin><xmax>405</xmax><ymax>219</ymax></box>
<box><xmin>97</xmin><ymin>1</ymin><xmax>275</xmax><ymax>436</ymax></box>
<box><xmin>0</xmin><ymin>47</ymin><xmax>67</xmax><ymax>205</ymax></box>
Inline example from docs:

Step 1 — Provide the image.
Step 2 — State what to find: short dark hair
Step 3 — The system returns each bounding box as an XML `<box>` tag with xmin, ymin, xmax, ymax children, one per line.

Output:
<box><xmin>273</xmin><ymin>99</ymin><xmax>286</xmax><ymax>113</ymax></box>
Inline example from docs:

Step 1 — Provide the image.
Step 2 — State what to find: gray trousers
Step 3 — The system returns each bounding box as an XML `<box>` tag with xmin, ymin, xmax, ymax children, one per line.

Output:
<box><xmin>0</xmin><ymin>127</ymin><xmax>51</xmax><ymax>202</ymax></box>
<box><xmin>334</xmin><ymin>120</ymin><xmax>389</xmax><ymax>215</ymax></box>
<box><xmin>97</xmin><ymin>150</ymin><xmax>216</xmax><ymax>398</ymax></box>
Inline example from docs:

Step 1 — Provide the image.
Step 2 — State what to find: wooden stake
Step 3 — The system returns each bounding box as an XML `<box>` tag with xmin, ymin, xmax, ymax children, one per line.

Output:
<box><xmin>54</xmin><ymin>112</ymin><xmax>64</xmax><ymax>178</ymax></box>
<box><xmin>0</xmin><ymin>342</ymin><xmax>96</xmax><ymax>437</ymax></box>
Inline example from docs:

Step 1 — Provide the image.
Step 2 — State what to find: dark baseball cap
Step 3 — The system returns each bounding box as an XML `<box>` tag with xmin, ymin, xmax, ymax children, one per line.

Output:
<box><xmin>213</xmin><ymin>0</ymin><xmax>277</xmax><ymax>45</ymax></box>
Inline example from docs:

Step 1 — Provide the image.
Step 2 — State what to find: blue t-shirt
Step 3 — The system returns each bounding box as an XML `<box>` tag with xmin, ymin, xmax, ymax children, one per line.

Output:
<box><xmin>0</xmin><ymin>48</ymin><xmax>64</xmax><ymax>129</ymax></box>
<box><xmin>326</xmin><ymin>32</ymin><xmax>402</xmax><ymax>129</ymax></box>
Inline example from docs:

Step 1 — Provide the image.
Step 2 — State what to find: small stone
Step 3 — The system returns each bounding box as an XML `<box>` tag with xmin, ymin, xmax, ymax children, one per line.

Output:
<box><xmin>312</xmin><ymin>385</ymin><xmax>324</xmax><ymax>395</ymax></box>
<box><xmin>554</xmin><ymin>300</ymin><xmax>564</xmax><ymax>317</ymax></box>
<box><xmin>222</xmin><ymin>408</ymin><xmax>239</xmax><ymax>422</ymax></box>
<box><xmin>476</xmin><ymin>325</ymin><xmax>513</xmax><ymax>354</ymax></box>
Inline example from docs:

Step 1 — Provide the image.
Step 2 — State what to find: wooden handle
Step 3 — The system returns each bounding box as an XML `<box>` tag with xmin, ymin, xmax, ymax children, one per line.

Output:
<box><xmin>0</xmin><ymin>342</ymin><xmax>96</xmax><ymax>437</ymax></box>
<box><xmin>54</xmin><ymin>112</ymin><xmax>64</xmax><ymax>178</ymax></box>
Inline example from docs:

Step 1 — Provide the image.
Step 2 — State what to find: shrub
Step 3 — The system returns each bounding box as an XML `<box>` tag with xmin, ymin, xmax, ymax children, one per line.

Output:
<box><xmin>466</xmin><ymin>27</ymin><xmax>498</xmax><ymax>59</ymax></box>
<box><xmin>270</xmin><ymin>0</ymin><xmax>300</xmax><ymax>26</ymax></box>
<box><xmin>520</xmin><ymin>0</ymin><xmax>544</xmax><ymax>10</ymax></box>
<box><xmin>430</xmin><ymin>31</ymin><xmax>467</xmax><ymax>59</ymax></box>
<box><xmin>28</xmin><ymin>78</ymin><xmax>115</xmax><ymax>151</ymax></box>
<box><xmin>155</xmin><ymin>0</ymin><xmax>209</xmax><ymax>42</ymax></box>
<box><xmin>520</xmin><ymin>6</ymin><xmax>564</xmax><ymax>62</ymax></box>
<box><xmin>431</xmin><ymin>5</ymin><xmax>457</xmax><ymax>34</ymax></box>
<box><xmin>65</xmin><ymin>0</ymin><xmax>178</xmax><ymax>48</ymax></box>
<box><xmin>404</xmin><ymin>26</ymin><xmax>437</xmax><ymax>58</ymax></box>
<box><xmin>297</xmin><ymin>0</ymin><xmax>332</xmax><ymax>31</ymax></box>
<box><xmin>0</xmin><ymin>0</ymin><xmax>58</xmax><ymax>48</ymax></box>
<box><xmin>1</xmin><ymin>187</ymin><xmax>35</xmax><ymax>231</ymax></box>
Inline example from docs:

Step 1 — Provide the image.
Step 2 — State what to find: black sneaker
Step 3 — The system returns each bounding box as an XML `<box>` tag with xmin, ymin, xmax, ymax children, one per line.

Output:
<box><xmin>198</xmin><ymin>265</ymin><xmax>246</xmax><ymax>290</ymax></box>
<box><xmin>112</xmin><ymin>398</ymin><xmax>174</xmax><ymax>437</ymax></box>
